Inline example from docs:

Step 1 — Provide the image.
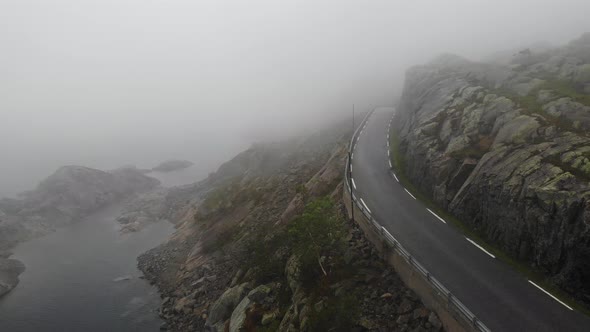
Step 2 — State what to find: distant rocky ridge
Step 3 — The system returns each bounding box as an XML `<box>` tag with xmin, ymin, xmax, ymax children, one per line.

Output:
<box><xmin>0</xmin><ymin>165</ymin><xmax>160</xmax><ymax>297</ymax></box>
<box><xmin>393</xmin><ymin>33</ymin><xmax>590</xmax><ymax>304</ymax></box>
<box><xmin>152</xmin><ymin>160</ymin><xmax>194</xmax><ymax>173</ymax></box>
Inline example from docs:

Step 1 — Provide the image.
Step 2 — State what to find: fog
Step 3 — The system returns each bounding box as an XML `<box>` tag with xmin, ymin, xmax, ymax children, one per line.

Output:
<box><xmin>1</xmin><ymin>0</ymin><xmax>589</xmax><ymax>197</ymax></box>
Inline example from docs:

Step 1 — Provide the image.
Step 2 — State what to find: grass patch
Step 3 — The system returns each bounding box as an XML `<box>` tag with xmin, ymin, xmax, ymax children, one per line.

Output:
<box><xmin>389</xmin><ymin>130</ymin><xmax>590</xmax><ymax>315</ymax></box>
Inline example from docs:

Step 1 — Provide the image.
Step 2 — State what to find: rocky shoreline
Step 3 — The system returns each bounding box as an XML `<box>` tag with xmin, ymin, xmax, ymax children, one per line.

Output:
<box><xmin>0</xmin><ymin>257</ymin><xmax>25</xmax><ymax>297</ymax></box>
<box><xmin>0</xmin><ymin>165</ymin><xmax>160</xmax><ymax>298</ymax></box>
<box><xmin>138</xmin><ymin>203</ymin><xmax>443</xmax><ymax>332</ymax></box>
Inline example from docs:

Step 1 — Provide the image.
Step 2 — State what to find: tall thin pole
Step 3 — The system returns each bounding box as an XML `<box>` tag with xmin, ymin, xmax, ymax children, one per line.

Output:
<box><xmin>352</xmin><ymin>104</ymin><xmax>355</xmax><ymax>132</ymax></box>
<box><xmin>350</xmin><ymin>103</ymin><xmax>355</xmax><ymax>222</ymax></box>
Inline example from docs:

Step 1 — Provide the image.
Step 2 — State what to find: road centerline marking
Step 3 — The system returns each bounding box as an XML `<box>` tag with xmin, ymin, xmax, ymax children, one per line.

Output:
<box><xmin>388</xmin><ymin>160</ymin><xmax>392</xmax><ymax>168</ymax></box>
<box><xmin>528</xmin><ymin>280</ymin><xmax>573</xmax><ymax>311</ymax></box>
<box><xmin>392</xmin><ymin>172</ymin><xmax>399</xmax><ymax>182</ymax></box>
<box><xmin>404</xmin><ymin>188</ymin><xmax>416</xmax><ymax>199</ymax></box>
<box><xmin>465</xmin><ymin>237</ymin><xmax>495</xmax><ymax>258</ymax></box>
<box><xmin>360</xmin><ymin>198</ymin><xmax>371</xmax><ymax>213</ymax></box>
<box><xmin>426</xmin><ymin>208</ymin><xmax>446</xmax><ymax>224</ymax></box>
<box><xmin>351</xmin><ymin>178</ymin><xmax>357</xmax><ymax>190</ymax></box>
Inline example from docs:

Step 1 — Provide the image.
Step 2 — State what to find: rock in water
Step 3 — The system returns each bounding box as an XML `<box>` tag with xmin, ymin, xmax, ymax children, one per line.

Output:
<box><xmin>152</xmin><ymin>160</ymin><xmax>194</xmax><ymax>173</ymax></box>
<box><xmin>113</xmin><ymin>275</ymin><xmax>133</xmax><ymax>282</ymax></box>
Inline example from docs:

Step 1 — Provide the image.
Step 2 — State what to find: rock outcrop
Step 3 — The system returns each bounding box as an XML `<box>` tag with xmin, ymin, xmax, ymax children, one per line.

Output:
<box><xmin>393</xmin><ymin>33</ymin><xmax>590</xmax><ymax>304</ymax></box>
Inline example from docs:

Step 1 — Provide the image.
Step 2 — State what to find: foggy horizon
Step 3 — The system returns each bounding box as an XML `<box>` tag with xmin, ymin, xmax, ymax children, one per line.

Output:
<box><xmin>2</xmin><ymin>0</ymin><xmax>590</xmax><ymax>197</ymax></box>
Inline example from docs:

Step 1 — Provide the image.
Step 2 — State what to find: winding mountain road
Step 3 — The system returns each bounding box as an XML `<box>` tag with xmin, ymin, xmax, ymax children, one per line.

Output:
<box><xmin>350</xmin><ymin>107</ymin><xmax>590</xmax><ymax>331</ymax></box>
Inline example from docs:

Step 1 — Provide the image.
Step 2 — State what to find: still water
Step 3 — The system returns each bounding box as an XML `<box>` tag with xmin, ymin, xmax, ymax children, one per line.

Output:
<box><xmin>0</xmin><ymin>203</ymin><xmax>175</xmax><ymax>332</ymax></box>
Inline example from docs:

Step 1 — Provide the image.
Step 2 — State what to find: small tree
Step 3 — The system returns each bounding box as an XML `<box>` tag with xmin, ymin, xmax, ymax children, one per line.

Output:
<box><xmin>287</xmin><ymin>197</ymin><xmax>346</xmax><ymax>287</ymax></box>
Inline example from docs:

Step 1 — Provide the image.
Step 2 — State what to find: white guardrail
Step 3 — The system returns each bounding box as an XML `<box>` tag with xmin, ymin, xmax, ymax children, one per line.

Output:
<box><xmin>344</xmin><ymin>109</ymin><xmax>491</xmax><ymax>332</ymax></box>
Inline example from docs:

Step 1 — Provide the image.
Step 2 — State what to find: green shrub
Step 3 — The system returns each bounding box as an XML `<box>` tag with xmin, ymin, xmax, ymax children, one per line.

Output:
<box><xmin>286</xmin><ymin>197</ymin><xmax>347</xmax><ymax>290</ymax></box>
<box><xmin>243</xmin><ymin>224</ymin><xmax>288</xmax><ymax>283</ymax></box>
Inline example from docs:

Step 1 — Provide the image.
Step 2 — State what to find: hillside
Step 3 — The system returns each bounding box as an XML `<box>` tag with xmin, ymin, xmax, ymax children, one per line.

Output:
<box><xmin>392</xmin><ymin>33</ymin><xmax>590</xmax><ymax>304</ymax></box>
<box><xmin>138</xmin><ymin>122</ymin><xmax>444</xmax><ymax>331</ymax></box>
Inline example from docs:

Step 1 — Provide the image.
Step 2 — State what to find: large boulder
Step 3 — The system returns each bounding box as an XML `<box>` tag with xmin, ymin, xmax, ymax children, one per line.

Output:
<box><xmin>227</xmin><ymin>284</ymin><xmax>272</xmax><ymax>332</ymax></box>
<box><xmin>206</xmin><ymin>282</ymin><xmax>250</xmax><ymax>327</ymax></box>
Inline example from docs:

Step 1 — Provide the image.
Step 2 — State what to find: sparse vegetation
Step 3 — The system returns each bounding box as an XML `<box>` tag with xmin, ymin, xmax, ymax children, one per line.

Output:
<box><xmin>286</xmin><ymin>197</ymin><xmax>347</xmax><ymax>290</ymax></box>
<box><xmin>243</xmin><ymin>224</ymin><xmax>288</xmax><ymax>283</ymax></box>
<box><xmin>200</xmin><ymin>223</ymin><xmax>242</xmax><ymax>254</ymax></box>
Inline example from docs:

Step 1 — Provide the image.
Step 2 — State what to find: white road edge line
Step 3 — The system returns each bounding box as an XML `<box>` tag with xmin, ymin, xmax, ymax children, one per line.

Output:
<box><xmin>351</xmin><ymin>178</ymin><xmax>357</xmax><ymax>190</ymax></box>
<box><xmin>465</xmin><ymin>237</ymin><xmax>496</xmax><ymax>259</ymax></box>
<box><xmin>387</xmin><ymin>150</ymin><xmax>390</xmax><ymax>156</ymax></box>
<box><xmin>426</xmin><ymin>208</ymin><xmax>447</xmax><ymax>224</ymax></box>
<box><xmin>392</xmin><ymin>172</ymin><xmax>399</xmax><ymax>182</ymax></box>
<box><xmin>360</xmin><ymin>198</ymin><xmax>371</xmax><ymax>213</ymax></box>
<box><xmin>528</xmin><ymin>280</ymin><xmax>574</xmax><ymax>311</ymax></box>
<box><xmin>387</xmin><ymin>141</ymin><xmax>390</xmax><ymax>147</ymax></box>
<box><xmin>388</xmin><ymin>160</ymin><xmax>392</xmax><ymax>168</ymax></box>
<box><xmin>404</xmin><ymin>188</ymin><xmax>416</xmax><ymax>199</ymax></box>
<box><xmin>351</xmin><ymin>153</ymin><xmax>354</xmax><ymax>160</ymax></box>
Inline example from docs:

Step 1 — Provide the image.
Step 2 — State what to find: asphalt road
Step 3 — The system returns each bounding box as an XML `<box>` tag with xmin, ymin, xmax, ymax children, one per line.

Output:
<box><xmin>350</xmin><ymin>107</ymin><xmax>590</xmax><ymax>331</ymax></box>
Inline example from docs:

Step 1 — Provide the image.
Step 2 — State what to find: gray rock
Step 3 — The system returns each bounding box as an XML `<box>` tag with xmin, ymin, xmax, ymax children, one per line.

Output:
<box><xmin>247</xmin><ymin>284</ymin><xmax>271</xmax><ymax>303</ymax></box>
<box><xmin>206</xmin><ymin>282</ymin><xmax>250</xmax><ymax>326</ymax></box>
<box><xmin>428</xmin><ymin>312</ymin><xmax>443</xmax><ymax>331</ymax></box>
<box><xmin>492</xmin><ymin>115</ymin><xmax>540</xmax><ymax>147</ymax></box>
<box><xmin>228</xmin><ymin>295</ymin><xmax>252</xmax><ymax>332</ymax></box>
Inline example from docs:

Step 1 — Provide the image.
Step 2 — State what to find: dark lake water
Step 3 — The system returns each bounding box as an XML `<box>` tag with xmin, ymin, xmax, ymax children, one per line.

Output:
<box><xmin>0</xmin><ymin>203</ymin><xmax>175</xmax><ymax>332</ymax></box>
<box><xmin>0</xmin><ymin>168</ymin><xmax>208</xmax><ymax>331</ymax></box>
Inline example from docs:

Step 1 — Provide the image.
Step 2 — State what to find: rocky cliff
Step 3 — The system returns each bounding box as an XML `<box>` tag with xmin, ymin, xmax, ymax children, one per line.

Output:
<box><xmin>393</xmin><ymin>33</ymin><xmax>590</xmax><ymax>303</ymax></box>
<box><xmin>138</xmin><ymin>121</ymin><xmax>444</xmax><ymax>331</ymax></box>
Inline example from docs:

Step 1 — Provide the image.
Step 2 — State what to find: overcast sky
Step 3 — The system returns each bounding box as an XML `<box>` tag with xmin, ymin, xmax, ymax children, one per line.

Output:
<box><xmin>1</xmin><ymin>0</ymin><xmax>589</xmax><ymax>196</ymax></box>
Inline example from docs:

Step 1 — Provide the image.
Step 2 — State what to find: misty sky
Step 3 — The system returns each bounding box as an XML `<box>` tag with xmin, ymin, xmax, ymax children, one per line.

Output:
<box><xmin>1</xmin><ymin>0</ymin><xmax>589</xmax><ymax>197</ymax></box>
